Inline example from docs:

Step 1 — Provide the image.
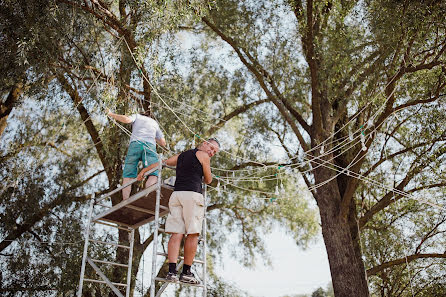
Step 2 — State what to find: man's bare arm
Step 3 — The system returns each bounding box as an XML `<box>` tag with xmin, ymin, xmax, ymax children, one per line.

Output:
<box><xmin>136</xmin><ymin>154</ymin><xmax>179</xmax><ymax>181</ymax></box>
<box><xmin>196</xmin><ymin>151</ymin><xmax>212</xmax><ymax>184</ymax></box>
<box><xmin>107</xmin><ymin>110</ymin><xmax>133</xmax><ymax>124</ymax></box>
<box><xmin>156</xmin><ymin>137</ymin><xmax>167</xmax><ymax>147</ymax></box>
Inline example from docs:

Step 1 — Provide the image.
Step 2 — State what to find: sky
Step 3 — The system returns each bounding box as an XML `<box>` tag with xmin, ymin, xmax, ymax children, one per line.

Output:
<box><xmin>137</xmin><ymin>225</ymin><xmax>332</xmax><ymax>297</ymax></box>
<box><xmin>219</xmin><ymin>229</ymin><xmax>332</xmax><ymax>297</ymax></box>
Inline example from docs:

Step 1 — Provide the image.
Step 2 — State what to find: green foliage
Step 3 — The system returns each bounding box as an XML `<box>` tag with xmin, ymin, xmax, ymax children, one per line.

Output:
<box><xmin>1</xmin><ymin>0</ymin><xmax>445</xmax><ymax>296</ymax></box>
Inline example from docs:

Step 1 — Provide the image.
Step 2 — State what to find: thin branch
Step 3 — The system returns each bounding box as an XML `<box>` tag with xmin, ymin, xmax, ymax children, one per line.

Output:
<box><xmin>56</xmin><ymin>73</ymin><xmax>110</xmax><ymax>180</ymax></box>
<box><xmin>359</xmin><ymin>144</ymin><xmax>446</xmax><ymax>228</ymax></box>
<box><xmin>415</xmin><ymin>217</ymin><xmax>446</xmax><ymax>254</ymax></box>
<box><xmin>202</xmin><ymin>16</ymin><xmax>310</xmax><ymax>151</ymax></box>
<box><xmin>204</xmin><ymin>98</ymin><xmax>270</xmax><ymax>136</ymax></box>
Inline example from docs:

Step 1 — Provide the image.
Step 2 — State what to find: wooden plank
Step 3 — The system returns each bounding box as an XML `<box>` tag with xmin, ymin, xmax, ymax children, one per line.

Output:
<box><xmin>131</xmin><ymin>210</ymin><xmax>169</xmax><ymax>228</ymax></box>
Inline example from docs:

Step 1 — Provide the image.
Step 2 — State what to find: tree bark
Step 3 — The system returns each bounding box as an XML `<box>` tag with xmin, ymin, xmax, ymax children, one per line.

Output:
<box><xmin>315</xmin><ymin>167</ymin><xmax>370</xmax><ymax>297</ymax></box>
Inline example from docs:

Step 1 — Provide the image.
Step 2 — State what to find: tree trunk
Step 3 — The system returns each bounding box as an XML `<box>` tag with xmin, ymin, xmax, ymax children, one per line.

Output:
<box><xmin>0</xmin><ymin>83</ymin><xmax>22</xmax><ymax>138</ymax></box>
<box><xmin>315</xmin><ymin>169</ymin><xmax>370</xmax><ymax>297</ymax></box>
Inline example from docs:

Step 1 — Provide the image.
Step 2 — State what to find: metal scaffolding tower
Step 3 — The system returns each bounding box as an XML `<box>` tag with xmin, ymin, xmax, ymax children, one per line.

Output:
<box><xmin>77</xmin><ymin>161</ymin><xmax>207</xmax><ymax>297</ymax></box>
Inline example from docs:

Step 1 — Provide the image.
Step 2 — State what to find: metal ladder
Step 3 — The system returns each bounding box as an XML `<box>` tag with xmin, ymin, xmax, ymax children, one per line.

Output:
<box><xmin>77</xmin><ymin>160</ymin><xmax>207</xmax><ymax>297</ymax></box>
<box><xmin>151</xmin><ymin>185</ymin><xmax>208</xmax><ymax>297</ymax></box>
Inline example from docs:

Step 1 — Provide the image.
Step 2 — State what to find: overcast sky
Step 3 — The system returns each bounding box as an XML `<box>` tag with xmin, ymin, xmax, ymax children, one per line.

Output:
<box><xmin>219</xmin><ymin>228</ymin><xmax>332</xmax><ymax>297</ymax></box>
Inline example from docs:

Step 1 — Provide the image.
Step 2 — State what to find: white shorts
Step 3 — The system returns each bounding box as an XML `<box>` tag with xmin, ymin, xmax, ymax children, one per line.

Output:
<box><xmin>165</xmin><ymin>191</ymin><xmax>205</xmax><ymax>235</ymax></box>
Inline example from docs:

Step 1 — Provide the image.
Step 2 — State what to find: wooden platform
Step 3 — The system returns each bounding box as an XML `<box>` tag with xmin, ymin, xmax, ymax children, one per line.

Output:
<box><xmin>93</xmin><ymin>183</ymin><xmax>174</xmax><ymax>228</ymax></box>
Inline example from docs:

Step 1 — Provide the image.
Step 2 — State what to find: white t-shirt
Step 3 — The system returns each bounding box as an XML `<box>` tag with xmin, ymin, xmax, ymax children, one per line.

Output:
<box><xmin>128</xmin><ymin>114</ymin><xmax>164</xmax><ymax>144</ymax></box>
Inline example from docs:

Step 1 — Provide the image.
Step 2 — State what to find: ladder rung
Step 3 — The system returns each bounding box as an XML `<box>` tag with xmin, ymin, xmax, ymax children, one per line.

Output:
<box><xmin>91</xmin><ymin>259</ymin><xmax>129</xmax><ymax>268</ymax></box>
<box><xmin>89</xmin><ymin>239</ymin><xmax>130</xmax><ymax>249</ymax></box>
<box><xmin>156</xmin><ymin>252</ymin><xmax>204</xmax><ymax>264</ymax></box>
<box><xmin>94</xmin><ymin>220</ymin><xmax>132</xmax><ymax>232</ymax></box>
<box><xmin>159</xmin><ymin>205</ymin><xmax>169</xmax><ymax>211</ymax></box>
<box><xmin>154</xmin><ymin>277</ymin><xmax>204</xmax><ymax>287</ymax></box>
<box><xmin>84</xmin><ymin>278</ymin><xmax>128</xmax><ymax>287</ymax></box>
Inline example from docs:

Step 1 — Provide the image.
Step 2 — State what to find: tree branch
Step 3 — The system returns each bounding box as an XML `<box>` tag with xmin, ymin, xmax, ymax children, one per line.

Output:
<box><xmin>0</xmin><ymin>193</ymin><xmax>92</xmax><ymax>252</ymax></box>
<box><xmin>367</xmin><ymin>252</ymin><xmax>446</xmax><ymax>277</ymax></box>
<box><xmin>56</xmin><ymin>73</ymin><xmax>111</xmax><ymax>180</ymax></box>
<box><xmin>359</xmin><ymin>144</ymin><xmax>446</xmax><ymax>228</ymax></box>
<box><xmin>204</xmin><ymin>98</ymin><xmax>270</xmax><ymax>136</ymax></box>
<box><xmin>202</xmin><ymin>16</ymin><xmax>310</xmax><ymax>151</ymax></box>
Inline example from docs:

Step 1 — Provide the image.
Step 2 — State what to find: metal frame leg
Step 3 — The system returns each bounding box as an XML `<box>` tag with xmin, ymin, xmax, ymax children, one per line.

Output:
<box><xmin>126</xmin><ymin>228</ymin><xmax>135</xmax><ymax>297</ymax></box>
<box><xmin>202</xmin><ymin>185</ymin><xmax>207</xmax><ymax>297</ymax></box>
<box><xmin>77</xmin><ymin>197</ymin><xmax>95</xmax><ymax>297</ymax></box>
<box><xmin>150</xmin><ymin>155</ymin><xmax>163</xmax><ymax>297</ymax></box>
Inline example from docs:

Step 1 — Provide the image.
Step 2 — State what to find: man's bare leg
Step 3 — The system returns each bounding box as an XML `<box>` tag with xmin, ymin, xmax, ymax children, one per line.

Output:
<box><xmin>183</xmin><ymin>233</ymin><xmax>199</xmax><ymax>266</ymax></box>
<box><xmin>145</xmin><ymin>175</ymin><xmax>158</xmax><ymax>188</ymax></box>
<box><xmin>122</xmin><ymin>177</ymin><xmax>133</xmax><ymax>200</ymax></box>
<box><xmin>123</xmin><ymin>175</ymin><xmax>157</xmax><ymax>201</ymax></box>
<box><xmin>168</xmin><ymin>233</ymin><xmax>184</xmax><ymax>263</ymax></box>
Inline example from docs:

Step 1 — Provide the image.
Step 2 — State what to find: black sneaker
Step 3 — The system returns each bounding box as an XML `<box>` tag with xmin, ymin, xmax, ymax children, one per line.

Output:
<box><xmin>165</xmin><ymin>272</ymin><xmax>179</xmax><ymax>282</ymax></box>
<box><xmin>179</xmin><ymin>272</ymin><xmax>200</xmax><ymax>284</ymax></box>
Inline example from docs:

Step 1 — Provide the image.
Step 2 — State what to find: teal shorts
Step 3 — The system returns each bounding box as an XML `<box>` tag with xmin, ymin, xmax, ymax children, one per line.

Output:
<box><xmin>123</xmin><ymin>141</ymin><xmax>159</xmax><ymax>178</ymax></box>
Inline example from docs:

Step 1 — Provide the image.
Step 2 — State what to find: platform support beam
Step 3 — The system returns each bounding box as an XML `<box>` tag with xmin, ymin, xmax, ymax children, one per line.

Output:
<box><xmin>126</xmin><ymin>228</ymin><xmax>135</xmax><ymax>297</ymax></box>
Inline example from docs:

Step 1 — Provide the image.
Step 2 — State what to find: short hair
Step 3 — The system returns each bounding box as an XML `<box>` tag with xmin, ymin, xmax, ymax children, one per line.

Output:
<box><xmin>207</xmin><ymin>137</ymin><xmax>220</xmax><ymax>148</ymax></box>
<box><xmin>140</xmin><ymin>109</ymin><xmax>151</xmax><ymax>117</ymax></box>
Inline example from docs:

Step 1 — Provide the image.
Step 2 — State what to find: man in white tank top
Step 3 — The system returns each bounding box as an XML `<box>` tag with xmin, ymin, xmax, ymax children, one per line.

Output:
<box><xmin>108</xmin><ymin>109</ymin><xmax>166</xmax><ymax>200</ymax></box>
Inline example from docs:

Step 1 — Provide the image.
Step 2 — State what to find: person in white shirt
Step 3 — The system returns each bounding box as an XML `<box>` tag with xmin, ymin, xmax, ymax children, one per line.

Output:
<box><xmin>108</xmin><ymin>109</ymin><xmax>166</xmax><ymax>200</ymax></box>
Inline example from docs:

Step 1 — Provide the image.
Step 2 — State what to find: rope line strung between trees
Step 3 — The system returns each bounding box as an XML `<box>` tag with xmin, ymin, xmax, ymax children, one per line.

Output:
<box><xmin>125</xmin><ymin>70</ymin><xmax>399</xmax><ymax>178</ymax></box>
<box><xmin>132</xmin><ymin>86</ymin><xmax>394</xmax><ymax>188</ymax></box>
<box><xmin>211</xmin><ymin>125</ymin><xmax>444</xmax><ymax>209</ymax></box>
<box><xmin>207</xmin><ymin>153</ymin><xmax>446</xmax><ymax>210</ymax></box>
<box><xmin>135</xmin><ymin>86</ymin><xmax>392</xmax><ymax>172</ymax></box>
<box><xmin>97</xmin><ymin>74</ymin><xmax>445</xmax><ymax>211</ymax></box>
<box><xmin>74</xmin><ymin>35</ymin><xmax>445</xmax><ymax>211</ymax></box>
<box><xmin>137</xmin><ymin>76</ymin><xmax>396</xmax><ymax>165</ymax></box>
<box><xmin>307</xmin><ymin>151</ymin><xmax>445</xmax><ymax>210</ymax></box>
<box><xmin>118</xmin><ymin>37</ymin><xmax>445</xmax><ymax>210</ymax></box>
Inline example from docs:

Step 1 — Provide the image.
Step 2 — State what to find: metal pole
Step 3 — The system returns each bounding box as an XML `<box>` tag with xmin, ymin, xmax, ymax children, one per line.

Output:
<box><xmin>77</xmin><ymin>196</ymin><xmax>95</xmax><ymax>297</ymax></box>
<box><xmin>202</xmin><ymin>185</ymin><xmax>207</xmax><ymax>297</ymax></box>
<box><xmin>150</xmin><ymin>154</ymin><xmax>163</xmax><ymax>297</ymax></box>
<box><xmin>126</xmin><ymin>228</ymin><xmax>135</xmax><ymax>297</ymax></box>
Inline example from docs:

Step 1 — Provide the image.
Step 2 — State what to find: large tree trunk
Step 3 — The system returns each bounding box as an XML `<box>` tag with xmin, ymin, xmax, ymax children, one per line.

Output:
<box><xmin>315</xmin><ymin>168</ymin><xmax>370</xmax><ymax>297</ymax></box>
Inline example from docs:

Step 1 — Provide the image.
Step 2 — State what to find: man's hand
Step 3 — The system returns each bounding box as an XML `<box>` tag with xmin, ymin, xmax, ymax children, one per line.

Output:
<box><xmin>136</xmin><ymin>170</ymin><xmax>145</xmax><ymax>181</ymax></box>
